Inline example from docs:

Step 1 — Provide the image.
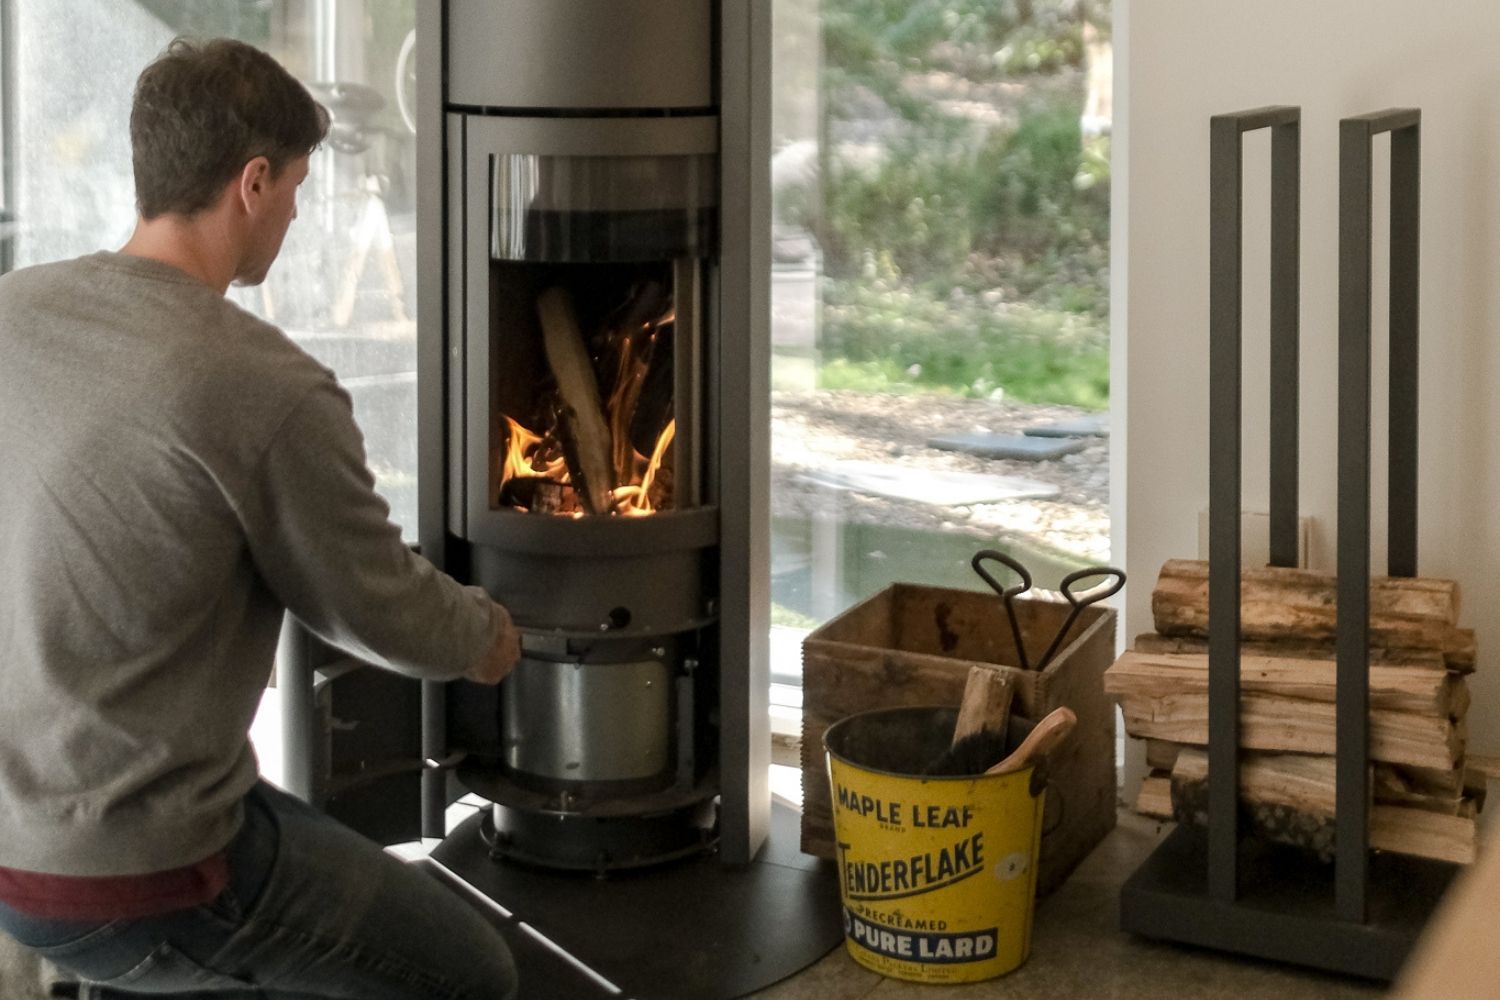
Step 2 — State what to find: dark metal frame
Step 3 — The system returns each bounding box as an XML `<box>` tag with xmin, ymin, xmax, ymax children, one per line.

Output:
<box><xmin>1121</xmin><ymin>107</ymin><xmax>1457</xmax><ymax>981</ymax></box>
<box><xmin>1207</xmin><ymin>106</ymin><xmax>1301</xmax><ymax>902</ymax></box>
<box><xmin>414</xmin><ymin>0</ymin><xmax>453</xmax><ymax>839</ymax></box>
<box><xmin>1336</xmin><ymin>108</ymin><xmax>1422</xmax><ymax>919</ymax></box>
<box><xmin>0</xmin><ymin>0</ymin><xmax>15</xmax><ymax>275</ymax></box>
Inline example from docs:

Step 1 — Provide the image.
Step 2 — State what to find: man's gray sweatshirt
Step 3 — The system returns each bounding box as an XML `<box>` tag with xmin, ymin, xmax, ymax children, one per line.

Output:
<box><xmin>0</xmin><ymin>252</ymin><xmax>496</xmax><ymax>877</ymax></box>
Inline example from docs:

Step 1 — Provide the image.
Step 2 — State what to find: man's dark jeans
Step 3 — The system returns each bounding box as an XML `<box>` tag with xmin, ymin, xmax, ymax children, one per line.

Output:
<box><xmin>0</xmin><ymin>782</ymin><xmax>518</xmax><ymax>999</ymax></box>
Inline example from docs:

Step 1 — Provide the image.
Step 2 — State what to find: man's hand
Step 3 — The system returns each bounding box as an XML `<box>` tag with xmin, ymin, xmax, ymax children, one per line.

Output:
<box><xmin>464</xmin><ymin>603</ymin><xmax>521</xmax><ymax>685</ymax></box>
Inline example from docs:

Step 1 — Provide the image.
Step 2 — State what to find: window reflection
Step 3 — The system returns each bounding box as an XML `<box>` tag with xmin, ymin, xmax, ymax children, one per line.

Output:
<box><xmin>4</xmin><ymin>0</ymin><xmax>420</xmax><ymax>535</ymax></box>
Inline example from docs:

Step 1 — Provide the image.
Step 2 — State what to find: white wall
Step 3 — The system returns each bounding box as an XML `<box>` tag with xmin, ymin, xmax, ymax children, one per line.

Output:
<box><xmin>1119</xmin><ymin>2</ymin><xmax>1500</xmax><ymax>752</ymax></box>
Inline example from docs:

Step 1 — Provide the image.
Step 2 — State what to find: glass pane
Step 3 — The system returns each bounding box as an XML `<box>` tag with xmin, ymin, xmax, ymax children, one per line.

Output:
<box><xmin>769</xmin><ymin>0</ymin><xmax>1114</xmax><ymax>685</ymax></box>
<box><xmin>5</xmin><ymin>0</ymin><xmax>420</xmax><ymax>536</ymax></box>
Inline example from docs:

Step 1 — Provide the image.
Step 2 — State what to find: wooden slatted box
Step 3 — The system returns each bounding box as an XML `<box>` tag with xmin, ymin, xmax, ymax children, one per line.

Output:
<box><xmin>800</xmin><ymin>582</ymin><xmax>1117</xmax><ymax>895</ymax></box>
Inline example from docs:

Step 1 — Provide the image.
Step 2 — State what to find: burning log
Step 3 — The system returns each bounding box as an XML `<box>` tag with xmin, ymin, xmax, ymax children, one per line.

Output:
<box><xmin>537</xmin><ymin>286</ymin><xmax>615</xmax><ymax>515</ymax></box>
<box><xmin>597</xmin><ymin>280</ymin><xmax>671</xmax><ymax>490</ymax></box>
<box><xmin>1151</xmin><ymin>559</ymin><xmax>1473</xmax><ymax>671</ymax></box>
<box><xmin>500</xmin><ymin>476</ymin><xmax>580</xmax><ymax>515</ymax></box>
<box><xmin>630</xmin><ymin>329</ymin><xmax>675</xmax><ymax>457</ymax></box>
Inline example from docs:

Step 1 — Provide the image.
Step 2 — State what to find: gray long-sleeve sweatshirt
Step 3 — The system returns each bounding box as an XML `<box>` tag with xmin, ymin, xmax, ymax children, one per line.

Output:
<box><xmin>0</xmin><ymin>251</ymin><xmax>495</xmax><ymax>877</ymax></box>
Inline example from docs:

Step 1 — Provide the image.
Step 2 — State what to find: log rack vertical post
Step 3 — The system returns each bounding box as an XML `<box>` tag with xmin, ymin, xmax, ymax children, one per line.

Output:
<box><xmin>1207</xmin><ymin>106</ymin><xmax>1302</xmax><ymax>904</ymax></box>
<box><xmin>1336</xmin><ymin>108</ymin><xmax>1422</xmax><ymax>922</ymax></box>
<box><xmin>1120</xmin><ymin>107</ymin><xmax>1459</xmax><ymax>980</ymax></box>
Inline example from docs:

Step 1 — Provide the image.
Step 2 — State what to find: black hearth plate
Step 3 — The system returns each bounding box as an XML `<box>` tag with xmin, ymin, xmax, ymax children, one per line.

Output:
<box><xmin>425</xmin><ymin>801</ymin><xmax>844</xmax><ymax>999</ymax></box>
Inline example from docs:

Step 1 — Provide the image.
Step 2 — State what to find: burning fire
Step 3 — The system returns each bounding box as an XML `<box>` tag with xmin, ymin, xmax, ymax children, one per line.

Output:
<box><xmin>609</xmin><ymin>420</ymin><xmax>676</xmax><ymax>515</ymax></box>
<box><xmin>502</xmin><ymin>415</ymin><xmax>675</xmax><ymax>516</ymax></box>
<box><xmin>499</xmin><ymin>284</ymin><xmax>678</xmax><ymax>517</ymax></box>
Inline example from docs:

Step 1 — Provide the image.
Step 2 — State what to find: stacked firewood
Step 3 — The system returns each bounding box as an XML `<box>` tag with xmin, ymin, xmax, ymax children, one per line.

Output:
<box><xmin>1105</xmin><ymin>559</ymin><xmax>1483</xmax><ymax>865</ymax></box>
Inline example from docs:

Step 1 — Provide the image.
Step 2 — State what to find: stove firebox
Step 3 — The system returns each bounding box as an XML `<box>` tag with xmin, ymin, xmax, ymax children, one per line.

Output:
<box><xmin>416</xmin><ymin>0</ymin><xmax>770</xmax><ymax>871</ymax></box>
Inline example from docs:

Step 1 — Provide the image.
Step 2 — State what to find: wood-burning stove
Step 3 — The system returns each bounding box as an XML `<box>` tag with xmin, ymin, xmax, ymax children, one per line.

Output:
<box><xmin>268</xmin><ymin>5</ymin><xmax>842</xmax><ymax>991</ymax></box>
<box><xmin>414</xmin><ymin>0</ymin><xmax>770</xmax><ymax>871</ymax></box>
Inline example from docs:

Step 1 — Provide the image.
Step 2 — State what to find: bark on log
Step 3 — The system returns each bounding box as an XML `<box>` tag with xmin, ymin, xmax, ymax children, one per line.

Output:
<box><xmin>1116</xmin><ymin>690</ymin><xmax>1462</xmax><ymax>769</ymax></box>
<box><xmin>1167</xmin><ymin>748</ymin><xmax>1478</xmax><ymax>864</ymax></box>
<box><xmin>1135</xmin><ymin>774</ymin><xmax>1477</xmax><ymax>865</ymax></box>
<box><xmin>1141</xmin><ymin>742</ymin><xmax>1468</xmax><ymax>814</ymax></box>
<box><xmin>537</xmin><ymin>287</ymin><xmax>615</xmax><ymax>515</ymax></box>
<box><xmin>1105</xmin><ymin>649</ymin><xmax>1460</xmax><ymax>717</ymax></box>
<box><xmin>1151</xmin><ymin>560</ymin><xmax>1473</xmax><ymax>671</ymax></box>
<box><xmin>1145</xmin><ymin>739</ymin><xmax>1182</xmax><ymax>771</ymax></box>
<box><xmin>1372</xmin><ymin>766</ymin><xmax>1472</xmax><ymax>817</ymax></box>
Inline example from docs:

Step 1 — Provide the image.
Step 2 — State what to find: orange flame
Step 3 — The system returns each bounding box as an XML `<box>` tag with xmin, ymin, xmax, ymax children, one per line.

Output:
<box><xmin>610</xmin><ymin>420</ymin><xmax>676</xmax><ymax>516</ymax></box>
<box><xmin>502</xmin><ymin>416</ymin><xmax>567</xmax><ymax>484</ymax></box>
<box><xmin>500</xmin><ymin>295</ymin><xmax>678</xmax><ymax>517</ymax></box>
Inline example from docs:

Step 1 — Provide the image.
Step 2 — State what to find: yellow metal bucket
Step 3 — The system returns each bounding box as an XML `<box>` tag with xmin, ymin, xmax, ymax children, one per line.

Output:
<box><xmin>825</xmin><ymin>706</ymin><xmax>1045</xmax><ymax>984</ymax></box>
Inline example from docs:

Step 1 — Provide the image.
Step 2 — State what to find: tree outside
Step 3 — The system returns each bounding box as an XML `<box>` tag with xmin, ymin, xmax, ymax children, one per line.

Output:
<box><xmin>771</xmin><ymin>0</ymin><xmax>1113</xmax><ymax>633</ymax></box>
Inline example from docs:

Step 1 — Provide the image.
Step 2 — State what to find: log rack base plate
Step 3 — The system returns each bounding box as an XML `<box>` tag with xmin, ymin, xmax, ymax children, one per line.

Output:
<box><xmin>1121</xmin><ymin>824</ymin><xmax>1459</xmax><ymax>981</ymax></box>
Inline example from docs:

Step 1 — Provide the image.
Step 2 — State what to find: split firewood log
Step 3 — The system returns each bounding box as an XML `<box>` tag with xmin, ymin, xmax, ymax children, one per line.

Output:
<box><xmin>537</xmin><ymin>287</ymin><xmax>615</xmax><ymax>515</ymax></box>
<box><xmin>1164</xmin><ymin>748</ymin><xmax>1479</xmax><ymax>865</ymax></box>
<box><xmin>1142</xmin><ymin>737</ymin><xmax>1467</xmax><ymax>801</ymax></box>
<box><xmin>1105</xmin><ymin>650</ymin><xmax>1464</xmax><ymax>717</ymax></box>
<box><xmin>1151</xmin><ymin>560</ymin><xmax>1473</xmax><ymax>672</ymax></box>
<box><xmin>1115</xmin><ymin>690</ymin><xmax>1461</xmax><ymax>770</ymax></box>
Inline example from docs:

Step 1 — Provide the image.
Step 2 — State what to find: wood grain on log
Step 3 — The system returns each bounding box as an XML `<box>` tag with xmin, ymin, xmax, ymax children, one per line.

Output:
<box><xmin>537</xmin><ymin>287</ymin><xmax>615</xmax><ymax>515</ymax></box>
<box><xmin>1141</xmin><ymin>743</ymin><xmax>1467</xmax><ymax>815</ymax></box>
<box><xmin>1132</xmin><ymin>632</ymin><xmax>1448</xmax><ymax>669</ymax></box>
<box><xmin>1106</xmin><ymin>649</ymin><xmax>1459</xmax><ymax>716</ymax></box>
<box><xmin>1135</xmin><ymin>773</ymin><xmax>1173</xmax><ymax>819</ymax></box>
<box><xmin>1166</xmin><ymin>749</ymin><xmax>1478</xmax><ymax>864</ymax></box>
<box><xmin>1150</xmin><ymin>560</ymin><xmax>1472</xmax><ymax>671</ymax></box>
<box><xmin>951</xmin><ymin>665</ymin><xmax>1015</xmax><ymax>744</ymax></box>
<box><xmin>1117</xmin><ymin>690</ymin><xmax>1461</xmax><ymax>770</ymax></box>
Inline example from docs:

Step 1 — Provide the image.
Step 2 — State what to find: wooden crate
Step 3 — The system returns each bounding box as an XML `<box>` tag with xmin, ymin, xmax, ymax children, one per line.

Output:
<box><xmin>800</xmin><ymin>582</ymin><xmax>1117</xmax><ymax>896</ymax></box>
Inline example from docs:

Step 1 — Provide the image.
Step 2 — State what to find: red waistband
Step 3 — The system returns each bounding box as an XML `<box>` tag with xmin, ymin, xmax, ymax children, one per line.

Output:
<box><xmin>0</xmin><ymin>853</ymin><xmax>230</xmax><ymax>921</ymax></box>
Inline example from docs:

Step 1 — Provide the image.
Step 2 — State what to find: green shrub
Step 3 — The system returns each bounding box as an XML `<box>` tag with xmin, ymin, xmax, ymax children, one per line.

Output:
<box><xmin>818</xmin><ymin>278</ymin><xmax>1109</xmax><ymax>408</ymax></box>
<box><xmin>811</xmin><ymin>0</ymin><xmax>1113</xmax><ymax>410</ymax></box>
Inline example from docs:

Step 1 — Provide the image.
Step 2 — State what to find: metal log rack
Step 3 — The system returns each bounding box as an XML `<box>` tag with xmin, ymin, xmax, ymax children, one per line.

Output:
<box><xmin>1119</xmin><ymin>106</ymin><xmax>1460</xmax><ymax>980</ymax></box>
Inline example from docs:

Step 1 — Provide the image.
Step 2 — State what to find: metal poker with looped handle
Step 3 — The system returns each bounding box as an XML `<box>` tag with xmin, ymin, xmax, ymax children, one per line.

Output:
<box><xmin>969</xmin><ymin>550</ymin><xmax>1125</xmax><ymax>671</ymax></box>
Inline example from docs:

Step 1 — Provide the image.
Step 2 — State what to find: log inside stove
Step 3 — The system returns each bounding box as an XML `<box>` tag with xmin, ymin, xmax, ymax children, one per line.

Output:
<box><xmin>499</xmin><ymin>282</ymin><xmax>678</xmax><ymax>516</ymax></box>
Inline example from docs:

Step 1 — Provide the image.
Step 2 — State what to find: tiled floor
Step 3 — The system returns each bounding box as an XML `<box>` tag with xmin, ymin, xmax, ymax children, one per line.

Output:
<box><xmin>750</xmin><ymin>812</ymin><xmax>1389</xmax><ymax>1000</ymax></box>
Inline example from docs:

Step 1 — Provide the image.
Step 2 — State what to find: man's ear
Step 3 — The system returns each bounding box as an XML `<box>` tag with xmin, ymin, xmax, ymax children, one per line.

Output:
<box><xmin>236</xmin><ymin>156</ymin><xmax>273</xmax><ymax>214</ymax></box>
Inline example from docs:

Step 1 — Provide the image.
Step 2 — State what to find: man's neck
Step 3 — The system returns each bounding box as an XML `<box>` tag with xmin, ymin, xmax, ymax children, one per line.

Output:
<box><xmin>119</xmin><ymin>214</ymin><xmax>239</xmax><ymax>295</ymax></box>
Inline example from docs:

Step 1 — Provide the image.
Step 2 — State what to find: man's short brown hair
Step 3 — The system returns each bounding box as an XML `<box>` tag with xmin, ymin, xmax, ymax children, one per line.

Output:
<box><xmin>130</xmin><ymin>38</ymin><xmax>329</xmax><ymax>219</ymax></box>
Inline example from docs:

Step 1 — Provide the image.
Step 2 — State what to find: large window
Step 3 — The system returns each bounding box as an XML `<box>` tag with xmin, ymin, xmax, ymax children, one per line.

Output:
<box><xmin>0</xmin><ymin>0</ymin><xmax>1114</xmax><ymax>700</ymax></box>
<box><xmin>0</xmin><ymin>0</ymin><xmax>420</xmax><ymax>532</ymax></box>
<box><xmin>769</xmin><ymin>0</ymin><xmax>1114</xmax><ymax>686</ymax></box>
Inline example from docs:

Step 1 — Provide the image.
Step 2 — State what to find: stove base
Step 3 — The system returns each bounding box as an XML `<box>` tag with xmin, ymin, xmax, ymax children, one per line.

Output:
<box><xmin>426</xmin><ymin>800</ymin><xmax>843</xmax><ymax>999</ymax></box>
<box><xmin>484</xmin><ymin>795</ymin><xmax>718</xmax><ymax>872</ymax></box>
